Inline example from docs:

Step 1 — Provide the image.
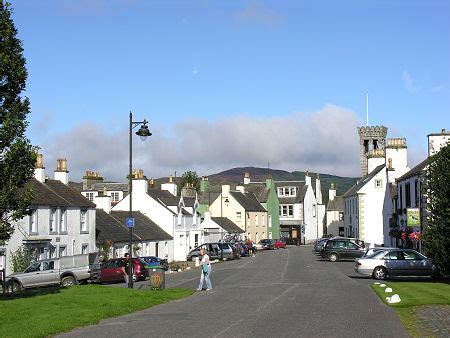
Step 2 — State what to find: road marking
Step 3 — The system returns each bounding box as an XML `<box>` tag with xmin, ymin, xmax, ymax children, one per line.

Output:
<box><xmin>281</xmin><ymin>248</ymin><xmax>290</xmax><ymax>281</ymax></box>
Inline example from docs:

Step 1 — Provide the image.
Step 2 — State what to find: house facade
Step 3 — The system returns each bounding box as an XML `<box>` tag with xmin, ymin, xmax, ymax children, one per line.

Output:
<box><xmin>208</xmin><ymin>185</ymin><xmax>268</xmax><ymax>242</ymax></box>
<box><xmin>325</xmin><ymin>183</ymin><xmax>344</xmax><ymax>237</ymax></box>
<box><xmin>1</xmin><ymin>156</ymin><xmax>96</xmax><ymax>276</ymax></box>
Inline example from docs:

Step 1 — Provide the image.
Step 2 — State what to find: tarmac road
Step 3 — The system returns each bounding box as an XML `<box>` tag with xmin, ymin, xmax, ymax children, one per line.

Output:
<box><xmin>60</xmin><ymin>246</ymin><xmax>408</xmax><ymax>337</ymax></box>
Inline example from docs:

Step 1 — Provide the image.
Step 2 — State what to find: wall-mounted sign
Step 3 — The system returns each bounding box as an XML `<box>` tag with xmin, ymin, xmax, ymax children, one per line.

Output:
<box><xmin>407</xmin><ymin>208</ymin><xmax>420</xmax><ymax>227</ymax></box>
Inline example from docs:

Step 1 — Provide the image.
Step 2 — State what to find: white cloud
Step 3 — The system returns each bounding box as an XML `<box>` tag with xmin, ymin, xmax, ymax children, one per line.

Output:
<box><xmin>192</xmin><ymin>69</ymin><xmax>199</xmax><ymax>75</ymax></box>
<box><xmin>402</xmin><ymin>70</ymin><xmax>422</xmax><ymax>93</ymax></box>
<box><xmin>35</xmin><ymin>104</ymin><xmax>361</xmax><ymax>182</ymax></box>
<box><xmin>234</xmin><ymin>1</ymin><xmax>283</xmax><ymax>27</ymax></box>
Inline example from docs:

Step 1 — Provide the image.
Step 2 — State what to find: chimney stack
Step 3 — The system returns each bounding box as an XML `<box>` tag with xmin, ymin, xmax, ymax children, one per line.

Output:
<box><xmin>161</xmin><ymin>174</ymin><xmax>178</xmax><ymax>196</ymax></box>
<box><xmin>131</xmin><ymin>169</ymin><xmax>148</xmax><ymax>194</ymax></box>
<box><xmin>243</xmin><ymin>172</ymin><xmax>250</xmax><ymax>185</ymax></box>
<box><xmin>83</xmin><ymin>170</ymin><xmax>104</xmax><ymax>190</ymax></box>
<box><xmin>315</xmin><ymin>174</ymin><xmax>322</xmax><ymax>204</ymax></box>
<box><xmin>54</xmin><ymin>158</ymin><xmax>69</xmax><ymax>185</ymax></box>
<box><xmin>329</xmin><ymin>182</ymin><xmax>336</xmax><ymax>202</ymax></box>
<box><xmin>34</xmin><ymin>153</ymin><xmax>46</xmax><ymax>183</ymax></box>
<box><xmin>305</xmin><ymin>171</ymin><xmax>311</xmax><ymax>186</ymax></box>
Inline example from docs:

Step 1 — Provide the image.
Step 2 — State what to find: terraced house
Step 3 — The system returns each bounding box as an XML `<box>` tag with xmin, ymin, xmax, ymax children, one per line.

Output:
<box><xmin>1</xmin><ymin>156</ymin><xmax>96</xmax><ymax>275</ymax></box>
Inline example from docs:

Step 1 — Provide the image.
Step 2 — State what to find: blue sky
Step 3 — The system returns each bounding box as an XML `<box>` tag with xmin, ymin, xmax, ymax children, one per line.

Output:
<box><xmin>10</xmin><ymin>0</ymin><xmax>450</xmax><ymax>181</ymax></box>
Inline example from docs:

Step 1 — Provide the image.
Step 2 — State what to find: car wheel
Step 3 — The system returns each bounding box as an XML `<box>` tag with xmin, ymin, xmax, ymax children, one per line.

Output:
<box><xmin>132</xmin><ymin>274</ymin><xmax>138</xmax><ymax>282</ymax></box>
<box><xmin>8</xmin><ymin>281</ymin><xmax>22</xmax><ymax>293</ymax></box>
<box><xmin>373</xmin><ymin>266</ymin><xmax>387</xmax><ymax>280</ymax></box>
<box><xmin>329</xmin><ymin>253</ymin><xmax>338</xmax><ymax>262</ymax></box>
<box><xmin>61</xmin><ymin>275</ymin><xmax>77</xmax><ymax>287</ymax></box>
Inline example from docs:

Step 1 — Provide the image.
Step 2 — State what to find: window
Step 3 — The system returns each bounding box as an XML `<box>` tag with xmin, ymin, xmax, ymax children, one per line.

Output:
<box><xmin>59</xmin><ymin>245</ymin><xmax>67</xmax><ymax>257</ymax></box>
<box><xmin>261</xmin><ymin>214</ymin><xmax>265</xmax><ymax>225</ymax></box>
<box><xmin>236</xmin><ymin>212</ymin><xmax>242</xmax><ymax>220</ymax></box>
<box><xmin>346</xmin><ymin>242</ymin><xmax>359</xmax><ymax>250</ymax></box>
<box><xmin>50</xmin><ymin>209</ymin><xmax>57</xmax><ymax>233</ymax></box>
<box><xmin>339</xmin><ymin>212</ymin><xmax>344</xmax><ymax>221</ymax></box>
<box><xmin>279</xmin><ymin>205</ymin><xmax>294</xmax><ymax>217</ymax></box>
<box><xmin>60</xmin><ymin>208</ymin><xmax>67</xmax><ymax>233</ymax></box>
<box><xmin>80</xmin><ymin>210</ymin><xmax>88</xmax><ymax>233</ymax></box>
<box><xmin>268</xmin><ymin>215</ymin><xmax>272</xmax><ymax>228</ymax></box>
<box><xmin>25</xmin><ymin>262</ymin><xmax>41</xmax><ymax>273</ymax></box>
<box><xmin>29</xmin><ymin>209</ymin><xmax>38</xmax><ymax>234</ymax></box>
<box><xmin>85</xmin><ymin>192</ymin><xmax>94</xmax><ymax>201</ymax></box>
<box><xmin>405</xmin><ymin>182</ymin><xmax>411</xmax><ymax>208</ymax></box>
<box><xmin>81</xmin><ymin>244</ymin><xmax>89</xmax><ymax>254</ymax></box>
<box><xmin>110</xmin><ymin>192</ymin><xmax>120</xmax><ymax>202</ymax></box>
<box><xmin>386</xmin><ymin>251</ymin><xmax>399</xmax><ymax>260</ymax></box>
<box><xmin>49</xmin><ymin>246</ymin><xmax>56</xmax><ymax>259</ymax></box>
<box><xmin>278</xmin><ymin>187</ymin><xmax>296</xmax><ymax>197</ymax></box>
<box><xmin>403</xmin><ymin>251</ymin><xmax>421</xmax><ymax>260</ymax></box>
<box><xmin>43</xmin><ymin>261</ymin><xmax>55</xmax><ymax>270</ymax></box>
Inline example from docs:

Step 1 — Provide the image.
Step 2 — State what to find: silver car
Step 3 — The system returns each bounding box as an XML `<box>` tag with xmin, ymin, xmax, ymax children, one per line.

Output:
<box><xmin>355</xmin><ymin>248</ymin><xmax>435</xmax><ymax>280</ymax></box>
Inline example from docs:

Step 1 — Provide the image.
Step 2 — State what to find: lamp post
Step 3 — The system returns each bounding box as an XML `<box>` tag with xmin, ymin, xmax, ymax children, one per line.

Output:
<box><xmin>128</xmin><ymin>111</ymin><xmax>151</xmax><ymax>288</ymax></box>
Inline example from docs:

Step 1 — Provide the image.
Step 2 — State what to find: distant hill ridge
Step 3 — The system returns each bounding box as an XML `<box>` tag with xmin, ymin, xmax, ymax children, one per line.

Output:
<box><xmin>206</xmin><ymin>167</ymin><xmax>358</xmax><ymax>203</ymax></box>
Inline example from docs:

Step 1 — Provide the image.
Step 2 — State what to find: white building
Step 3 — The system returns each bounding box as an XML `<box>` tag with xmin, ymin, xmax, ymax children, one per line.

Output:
<box><xmin>275</xmin><ymin>173</ymin><xmax>323</xmax><ymax>244</ymax></box>
<box><xmin>200</xmin><ymin>211</ymin><xmax>244</xmax><ymax>243</ymax></box>
<box><xmin>112</xmin><ymin>171</ymin><xmax>200</xmax><ymax>261</ymax></box>
<box><xmin>325</xmin><ymin>183</ymin><xmax>344</xmax><ymax>237</ymax></box>
<box><xmin>0</xmin><ymin>156</ymin><xmax>96</xmax><ymax>276</ymax></box>
<box><xmin>385</xmin><ymin>129</ymin><xmax>449</xmax><ymax>249</ymax></box>
<box><xmin>343</xmin><ymin>135</ymin><xmax>410</xmax><ymax>247</ymax></box>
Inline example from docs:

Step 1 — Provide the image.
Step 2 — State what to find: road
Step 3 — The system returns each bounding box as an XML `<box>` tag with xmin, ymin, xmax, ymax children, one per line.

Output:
<box><xmin>61</xmin><ymin>246</ymin><xmax>408</xmax><ymax>337</ymax></box>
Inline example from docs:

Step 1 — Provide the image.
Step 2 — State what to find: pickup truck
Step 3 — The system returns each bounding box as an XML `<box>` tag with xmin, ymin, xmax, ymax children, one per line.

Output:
<box><xmin>6</xmin><ymin>253</ymin><xmax>99</xmax><ymax>292</ymax></box>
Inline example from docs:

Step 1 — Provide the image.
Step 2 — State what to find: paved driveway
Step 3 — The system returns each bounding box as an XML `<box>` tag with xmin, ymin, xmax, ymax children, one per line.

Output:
<box><xmin>61</xmin><ymin>246</ymin><xmax>407</xmax><ymax>337</ymax></box>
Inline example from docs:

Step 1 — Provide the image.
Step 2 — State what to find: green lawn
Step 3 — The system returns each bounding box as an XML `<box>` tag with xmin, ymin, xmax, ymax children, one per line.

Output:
<box><xmin>371</xmin><ymin>281</ymin><xmax>450</xmax><ymax>337</ymax></box>
<box><xmin>0</xmin><ymin>285</ymin><xmax>194</xmax><ymax>337</ymax></box>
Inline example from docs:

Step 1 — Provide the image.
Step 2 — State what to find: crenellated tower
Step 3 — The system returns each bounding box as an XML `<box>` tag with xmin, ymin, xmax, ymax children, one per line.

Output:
<box><xmin>358</xmin><ymin>126</ymin><xmax>388</xmax><ymax>176</ymax></box>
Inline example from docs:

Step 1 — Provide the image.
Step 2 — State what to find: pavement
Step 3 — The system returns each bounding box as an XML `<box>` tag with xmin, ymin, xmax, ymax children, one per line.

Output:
<box><xmin>60</xmin><ymin>246</ymin><xmax>408</xmax><ymax>338</ymax></box>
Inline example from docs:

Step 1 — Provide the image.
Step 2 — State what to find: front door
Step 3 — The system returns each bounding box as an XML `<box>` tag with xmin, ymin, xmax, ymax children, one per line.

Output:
<box><xmin>155</xmin><ymin>243</ymin><xmax>159</xmax><ymax>257</ymax></box>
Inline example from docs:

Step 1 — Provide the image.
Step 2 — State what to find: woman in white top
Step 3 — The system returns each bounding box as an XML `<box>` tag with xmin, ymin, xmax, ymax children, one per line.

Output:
<box><xmin>197</xmin><ymin>248</ymin><xmax>212</xmax><ymax>291</ymax></box>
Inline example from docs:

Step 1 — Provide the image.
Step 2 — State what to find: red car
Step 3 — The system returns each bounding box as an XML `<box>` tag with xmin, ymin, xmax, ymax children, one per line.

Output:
<box><xmin>275</xmin><ymin>239</ymin><xmax>287</xmax><ymax>249</ymax></box>
<box><xmin>98</xmin><ymin>258</ymin><xmax>148</xmax><ymax>283</ymax></box>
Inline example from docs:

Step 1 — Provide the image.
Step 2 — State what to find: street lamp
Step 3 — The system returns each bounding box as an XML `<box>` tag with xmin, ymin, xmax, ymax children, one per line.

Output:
<box><xmin>128</xmin><ymin>111</ymin><xmax>151</xmax><ymax>288</ymax></box>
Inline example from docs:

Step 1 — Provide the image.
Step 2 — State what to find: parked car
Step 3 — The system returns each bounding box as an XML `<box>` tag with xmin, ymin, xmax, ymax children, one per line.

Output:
<box><xmin>139</xmin><ymin>256</ymin><xmax>169</xmax><ymax>271</ymax></box>
<box><xmin>314</xmin><ymin>238</ymin><xmax>329</xmax><ymax>252</ymax></box>
<box><xmin>275</xmin><ymin>239</ymin><xmax>287</xmax><ymax>249</ymax></box>
<box><xmin>98</xmin><ymin>258</ymin><xmax>148</xmax><ymax>283</ymax></box>
<box><xmin>6</xmin><ymin>253</ymin><xmax>99</xmax><ymax>292</ymax></box>
<box><xmin>256</xmin><ymin>239</ymin><xmax>275</xmax><ymax>250</ymax></box>
<box><xmin>320</xmin><ymin>237</ymin><xmax>365</xmax><ymax>257</ymax></box>
<box><xmin>362</xmin><ymin>247</ymin><xmax>395</xmax><ymax>258</ymax></box>
<box><xmin>187</xmin><ymin>242</ymin><xmax>234</xmax><ymax>261</ymax></box>
<box><xmin>321</xmin><ymin>238</ymin><xmax>366</xmax><ymax>261</ymax></box>
<box><xmin>355</xmin><ymin>249</ymin><xmax>435</xmax><ymax>280</ymax></box>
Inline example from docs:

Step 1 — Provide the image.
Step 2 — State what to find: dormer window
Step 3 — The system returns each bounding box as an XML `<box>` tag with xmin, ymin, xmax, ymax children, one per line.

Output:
<box><xmin>278</xmin><ymin>187</ymin><xmax>297</xmax><ymax>197</ymax></box>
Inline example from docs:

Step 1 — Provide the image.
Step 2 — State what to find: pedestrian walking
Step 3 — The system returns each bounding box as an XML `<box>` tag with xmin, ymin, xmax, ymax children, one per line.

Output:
<box><xmin>197</xmin><ymin>249</ymin><xmax>212</xmax><ymax>291</ymax></box>
<box><xmin>246</xmin><ymin>238</ymin><xmax>253</xmax><ymax>257</ymax></box>
<box><xmin>122</xmin><ymin>253</ymin><xmax>131</xmax><ymax>287</ymax></box>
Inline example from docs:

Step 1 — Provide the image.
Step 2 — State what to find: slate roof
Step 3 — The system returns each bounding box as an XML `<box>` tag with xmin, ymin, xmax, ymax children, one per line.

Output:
<box><xmin>342</xmin><ymin>164</ymin><xmax>386</xmax><ymax>198</ymax></box>
<box><xmin>229</xmin><ymin>191</ymin><xmax>266</xmax><ymax>212</ymax></box>
<box><xmin>396</xmin><ymin>158</ymin><xmax>429</xmax><ymax>181</ymax></box>
<box><xmin>91</xmin><ymin>182</ymin><xmax>129</xmax><ymax>192</ymax></box>
<box><xmin>110</xmin><ymin>211</ymin><xmax>173</xmax><ymax>241</ymax></box>
<box><xmin>326</xmin><ymin>196</ymin><xmax>344</xmax><ymax>211</ymax></box>
<box><xmin>245</xmin><ymin>183</ymin><xmax>269</xmax><ymax>203</ymax></box>
<box><xmin>95</xmin><ymin>209</ymin><xmax>133</xmax><ymax>244</ymax></box>
<box><xmin>211</xmin><ymin>217</ymin><xmax>244</xmax><ymax>233</ymax></box>
<box><xmin>147</xmin><ymin>189</ymin><xmax>179</xmax><ymax>206</ymax></box>
<box><xmin>27</xmin><ymin>178</ymin><xmax>95</xmax><ymax>208</ymax></box>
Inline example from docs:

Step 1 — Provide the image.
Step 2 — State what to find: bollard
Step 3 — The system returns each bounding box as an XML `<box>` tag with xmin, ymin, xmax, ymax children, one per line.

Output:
<box><xmin>195</xmin><ymin>256</ymin><xmax>200</xmax><ymax>267</ymax></box>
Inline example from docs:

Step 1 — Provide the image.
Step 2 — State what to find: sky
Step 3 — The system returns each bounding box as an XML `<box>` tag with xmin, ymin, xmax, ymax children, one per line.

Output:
<box><xmin>9</xmin><ymin>0</ymin><xmax>450</xmax><ymax>182</ymax></box>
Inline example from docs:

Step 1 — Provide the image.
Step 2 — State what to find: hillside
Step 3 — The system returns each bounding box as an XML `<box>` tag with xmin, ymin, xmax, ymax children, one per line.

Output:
<box><xmin>207</xmin><ymin>167</ymin><xmax>358</xmax><ymax>203</ymax></box>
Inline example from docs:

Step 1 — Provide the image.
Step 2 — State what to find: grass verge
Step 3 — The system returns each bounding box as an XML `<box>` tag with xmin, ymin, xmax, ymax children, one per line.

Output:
<box><xmin>371</xmin><ymin>281</ymin><xmax>450</xmax><ymax>337</ymax></box>
<box><xmin>0</xmin><ymin>285</ymin><xmax>194</xmax><ymax>337</ymax></box>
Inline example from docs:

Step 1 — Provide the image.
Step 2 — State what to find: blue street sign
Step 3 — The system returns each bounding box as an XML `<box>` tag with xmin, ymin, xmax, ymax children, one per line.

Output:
<box><xmin>126</xmin><ymin>218</ymin><xmax>135</xmax><ymax>228</ymax></box>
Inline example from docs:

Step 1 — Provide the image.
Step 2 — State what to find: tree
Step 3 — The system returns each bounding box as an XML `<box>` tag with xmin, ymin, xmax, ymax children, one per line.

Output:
<box><xmin>422</xmin><ymin>144</ymin><xmax>450</xmax><ymax>276</ymax></box>
<box><xmin>179</xmin><ymin>171</ymin><xmax>200</xmax><ymax>194</ymax></box>
<box><xmin>0</xmin><ymin>1</ymin><xmax>36</xmax><ymax>241</ymax></box>
<box><xmin>10</xmin><ymin>245</ymin><xmax>35</xmax><ymax>272</ymax></box>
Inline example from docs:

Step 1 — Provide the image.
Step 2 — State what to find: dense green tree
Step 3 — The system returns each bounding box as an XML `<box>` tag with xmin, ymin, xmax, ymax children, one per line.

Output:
<box><xmin>0</xmin><ymin>1</ymin><xmax>36</xmax><ymax>241</ymax></box>
<box><xmin>179</xmin><ymin>171</ymin><xmax>200</xmax><ymax>194</ymax></box>
<box><xmin>422</xmin><ymin>144</ymin><xmax>450</xmax><ymax>276</ymax></box>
